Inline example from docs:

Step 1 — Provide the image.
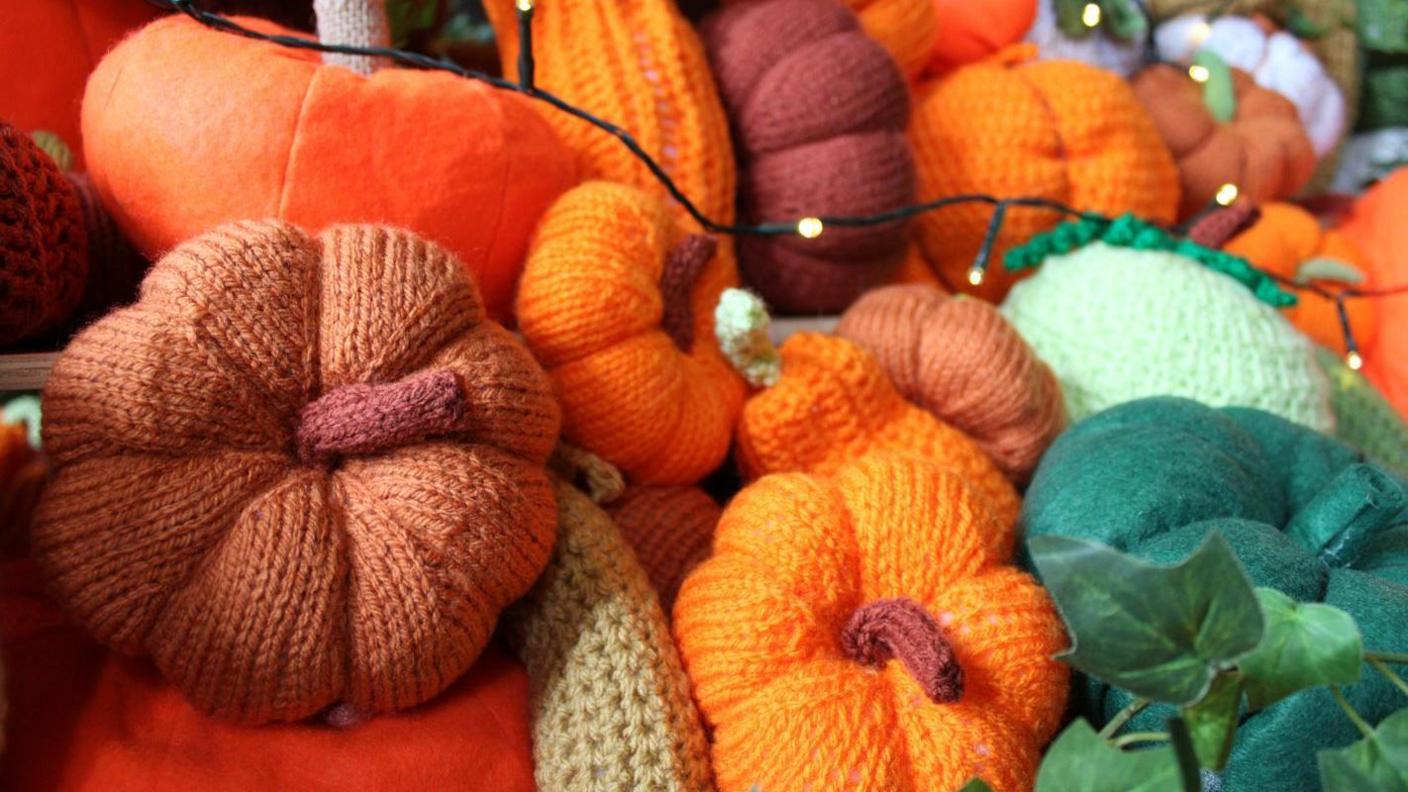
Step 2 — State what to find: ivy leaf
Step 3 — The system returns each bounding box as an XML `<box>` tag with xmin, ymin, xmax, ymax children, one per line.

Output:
<box><xmin>1035</xmin><ymin>719</ymin><xmax>1182</xmax><ymax>792</ymax></box>
<box><xmin>1181</xmin><ymin>672</ymin><xmax>1243</xmax><ymax>770</ymax></box>
<box><xmin>1102</xmin><ymin>0</ymin><xmax>1148</xmax><ymax>42</ymax></box>
<box><xmin>1029</xmin><ymin>533</ymin><xmax>1265</xmax><ymax>705</ymax></box>
<box><xmin>958</xmin><ymin>780</ymin><xmax>994</xmax><ymax>792</ymax></box>
<box><xmin>1318</xmin><ymin>709</ymin><xmax>1408</xmax><ymax>791</ymax></box>
<box><xmin>1196</xmin><ymin>50</ymin><xmax>1238</xmax><ymax>124</ymax></box>
<box><xmin>1240</xmin><ymin>588</ymin><xmax>1363</xmax><ymax>710</ymax></box>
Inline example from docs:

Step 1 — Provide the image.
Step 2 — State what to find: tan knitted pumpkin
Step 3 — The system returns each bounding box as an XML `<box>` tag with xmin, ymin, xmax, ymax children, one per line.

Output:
<box><xmin>32</xmin><ymin>220</ymin><xmax>561</xmax><ymax>724</ymax></box>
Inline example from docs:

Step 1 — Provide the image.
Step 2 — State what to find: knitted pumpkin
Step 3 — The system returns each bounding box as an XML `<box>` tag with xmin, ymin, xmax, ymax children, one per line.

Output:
<box><xmin>674</xmin><ymin>454</ymin><xmax>1069</xmax><ymax>792</ymax></box>
<box><xmin>606</xmin><ymin>484</ymin><xmax>721</xmax><ymax>611</ymax></box>
<box><xmin>926</xmin><ymin>0</ymin><xmax>1034</xmax><ymax>73</ymax></box>
<box><xmin>1023</xmin><ymin>397</ymin><xmax>1408</xmax><ymax>791</ymax></box>
<box><xmin>909</xmin><ymin>45</ymin><xmax>1180</xmax><ymax>301</ymax></box>
<box><xmin>1130</xmin><ymin>63</ymin><xmax>1315</xmax><ymax>220</ymax></box>
<box><xmin>842</xmin><ymin>0</ymin><xmax>938</xmax><ymax>78</ymax></box>
<box><xmin>1316</xmin><ymin>347</ymin><xmax>1408</xmax><ymax>477</ymax></box>
<box><xmin>1221</xmin><ymin>201</ymin><xmax>1376</xmax><ymax>354</ymax></box>
<box><xmin>702</xmin><ymin>0</ymin><xmax>917</xmax><ymax>313</ymax></box>
<box><xmin>80</xmin><ymin>1</ymin><xmax>575</xmax><ymax>320</ymax></box>
<box><xmin>517</xmin><ymin>182</ymin><xmax>745</xmax><ymax>485</ymax></box>
<box><xmin>0</xmin><ymin>561</ymin><xmax>537</xmax><ymax>792</ymax></box>
<box><xmin>1339</xmin><ymin>168</ymin><xmax>1408</xmax><ymax>420</ymax></box>
<box><xmin>32</xmin><ymin>220</ymin><xmax>561</xmax><ymax>724</ymax></box>
<box><xmin>505</xmin><ymin>479</ymin><xmax>713</xmax><ymax>791</ymax></box>
<box><xmin>1000</xmin><ymin>215</ymin><xmax>1334</xmax><ymax>432</ymax></box>
<box><xmin>1024</xmin><ymin>0</ymin><xmax>1149</xmax><ymax>76</ymax></box>
<box><xmin>835</xmin><ymin>284</ymin><xmax>1066</xmax><ymax>484</ymax></box>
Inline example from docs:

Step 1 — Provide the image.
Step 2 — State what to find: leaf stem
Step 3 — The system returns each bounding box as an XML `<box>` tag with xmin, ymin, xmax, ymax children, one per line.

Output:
<box><xmin>1099</xmin><ymin>697</ymin><xmax>1152</xmax><ymax>740</ymax></box>
<box><xmin>1330</xmin><ymin>685</ymin><xmax>1374</xmax><ymax>738</ymax></box>
<box><xmin>1369</xmin><ymin>657</ymin><xmax>1408</xmax><ymax>698</ymax></box>
<box><xmin>1111</xmin><ymin>731</ymin><xmax>1170</xmax><ymax>749</ymax></box>
<box><xmin>1366</xmin><ymin>651</ymin><xmax>1408</xmax><ymax>665</ymax></box>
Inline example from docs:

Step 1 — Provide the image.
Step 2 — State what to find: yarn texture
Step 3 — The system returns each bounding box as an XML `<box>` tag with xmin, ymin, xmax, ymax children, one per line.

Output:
<box><xmin>674</xmin><ymin>455</ymin><xmax>1069</xmax><ymax>792</ymax></box>
<box><xmin>605</xmin><ymin>485</ymin><xmax>720</xmax><ymax>612</ymax></box>
<box><xmin>505</xmin><ymin>479</ymin><xmax>713</xmax><ymax>792</ymax></box>
<box><xmin>32</xmin><ymin>220</ymin><xmax>561</xmax><ymax>724</ymax></box>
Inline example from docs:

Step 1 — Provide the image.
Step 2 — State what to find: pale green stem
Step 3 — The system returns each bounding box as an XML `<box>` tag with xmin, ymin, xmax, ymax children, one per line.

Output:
<box><xmin>1098</xmin><ymin>697</ymin><xmax>1151</xmax><ymax>741</ymax></box>
<box><xmin>1111</xmin><ymin>732</ymin><xmax>1170</xmax><ymax>750</ymax></box>
<box><xmin>1369</xmin><ymin>657</ymin><xmax>1408</xmax><ymax>698</ymax></box>
<box><xmin>1330</xmin><ymin>685</ymin><xmax>1374</xmax><ymax>738</ymax></box>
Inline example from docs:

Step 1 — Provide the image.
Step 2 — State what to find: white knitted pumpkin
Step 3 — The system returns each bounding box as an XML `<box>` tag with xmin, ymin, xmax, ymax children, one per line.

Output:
<box><xmin>1025</xmin><ymin>0</ymin><xmax>1148</xmax><ymax>76</ymax></box>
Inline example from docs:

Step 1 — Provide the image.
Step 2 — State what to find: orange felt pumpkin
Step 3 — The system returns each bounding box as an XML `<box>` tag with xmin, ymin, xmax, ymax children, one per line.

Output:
<box><xmin>909</xmin><ymin>46</ymin><xmax>1180</xmax><ymax>301</ymax></box>
<box><xmin>80</xmin><ymin>8</ymin><xmax>575</xmax><ymax>320</ymax></box>
<box><xmin>673</xmin><ymin>455</ymin><xmax>1069</xmax><ymax>792</ymax></box>
<box><xmin>1222</xmin><ymin>202</ymin><xmax>1378</xmax><ymax>354</ymax></box>
<box><xmin>1339</xmin><ymin>168</ymin><xmax>1408</xmax><ymax>419</ymax></box>
<box><xmin>517</xmin><ymin>182</ymin><xmax>745</xmax><ymax>485</ymax></box>
<box><xmin>926</xmin><ymin>0</ymin><xmax>1035</xmax><ymax>74</ymax></box>
<box><xmin>1131</xmin><ymin>63</ymin><xmax>1316</xmax><ymax>220</ymax></box>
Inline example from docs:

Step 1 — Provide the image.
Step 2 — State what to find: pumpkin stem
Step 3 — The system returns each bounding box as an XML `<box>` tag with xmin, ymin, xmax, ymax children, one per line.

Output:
<box><xmin>550</xmin><ymin>440</ymin><xmax>626</xmax><ymax>504</ymax></box>
<box><xmin>296</xmin><ymin>368</ymin><xmax>465</xmax><ymax>465</ymax></box>
<box><xmin>314</xmin><ymin>0</ymin><xmax>392</xmax><ymax>75</ymax></box>
<box><xmin>714</xmin><ymin>288</ymin><xmax>781</xmax><ymax>388</ymax></box>
<box><xmin>1286</xmin><ymin>464</ymin><xmax>1406</xmax><ymax>568</ymax></box>
<box><xmin>841</xmin><ymin>598</ymin><xmax>963</xmax><ymax>704</ymax></box>
<box><xmin>29</xmin><ymin>131</ymin><xmax>73</xmax><ymax>172</ymax></box>
<box><xmin>1186</xmin><ymin>202</ymin><xmax>1261</xmax><ymax>250</ymax></box>
<box><xmin>660</xmin><ymin>234</ymin><xmax>718</xmax><ymax>351</ymax></box>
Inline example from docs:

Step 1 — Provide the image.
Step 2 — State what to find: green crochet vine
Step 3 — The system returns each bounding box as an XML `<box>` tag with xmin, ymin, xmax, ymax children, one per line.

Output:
<box><xmin>1003</xmin><ymin>213</ymin><xmax>1299</xmax><ymax>308</ymax></box>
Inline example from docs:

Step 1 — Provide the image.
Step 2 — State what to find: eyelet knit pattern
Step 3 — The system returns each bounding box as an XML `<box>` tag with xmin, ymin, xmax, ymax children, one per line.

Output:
<box><xmin>506</xmin><ymin>478</ymin><xmax>713</xmax><ymax>792</ymax></box>
<box><xmin>605</xmin><ymin>484</ymin><xmax>720</xmax><ymax>613</ymax></box>
<box><xmin>32</xmin><ymin>220</ymin><xmax>561</xmax><ymax>724</ymax></box>
<box><xmin>673</xmin><ymin>455</ymin><xmax>1069</xmax><ymax>792</ymax></box>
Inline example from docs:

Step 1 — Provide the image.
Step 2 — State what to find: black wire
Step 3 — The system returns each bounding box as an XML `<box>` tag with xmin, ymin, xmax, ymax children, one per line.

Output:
<box><xmin>516</xmin><ymin>1</ymin><xmax>534</xmax><ymax>91</ymax></box>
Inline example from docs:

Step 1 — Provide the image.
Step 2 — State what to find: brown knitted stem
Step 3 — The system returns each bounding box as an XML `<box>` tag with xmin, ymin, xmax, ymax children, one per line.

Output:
<box><xmin>660</xmin><ymin>234</ymin><xmax>718</xmax><ymax>351</ymax></box>
<box><xmin>313</xmin><ymin>0</ymin><xmax>391</xmax><ymax>74</ymax></box>
<box><xmin>841</xmin><ymin>598</ymin><xmax>963</xmax><ymax>703</ymax></box>
<box><xmin>296</xmin><ymin>369</ymin><xmax>465</xmax><ymax>465</ymax></box>
<box><xmin>1187</xmin><ymin>202</ymin><xmax>1262</xmax><ymax>250</ymax></box>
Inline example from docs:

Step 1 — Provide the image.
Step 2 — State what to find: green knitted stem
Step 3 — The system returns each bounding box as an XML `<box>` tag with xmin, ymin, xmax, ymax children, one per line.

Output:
<box><xmin>1003</xmin><ymin>213</ymin><xmax>1299</xmax><ymax>308</ymax></box>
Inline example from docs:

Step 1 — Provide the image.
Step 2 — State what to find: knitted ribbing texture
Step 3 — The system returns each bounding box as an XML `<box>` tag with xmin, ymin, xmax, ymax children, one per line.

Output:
<box><xmin>506</xmin><ymin>478</ymin><xmax>713</xmax><ymax>792</ymax></box>
<box><xmin>605</xmin><ymin>485</ymin><xmax>720</xmax><ymax>612</ymax></box>
<box><xmin>32</xmin><ymin>220</ymin><xmax>561</xmax><ymax>724</ymax></box>
<box><xmin>1000</xmin><ymin>240</ymin><xmax>1335</xmax><ymax>432</ymax></box>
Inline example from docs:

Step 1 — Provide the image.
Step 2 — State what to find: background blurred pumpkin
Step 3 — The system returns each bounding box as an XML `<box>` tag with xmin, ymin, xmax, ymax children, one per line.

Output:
<box><xmin>926</xmin><ymin>0</ymin><xmax>1034</xmax><ymax>74</ymax></box>
<box><xmin>1315</xmin><ymin>347</ymin><xmax>1408</xmax><ymax>477</ymax></box>
<box><xmin>1023</xmin><ymin>0</ymin><xmax>1149</xmax><ymax>76</ymax></box>
<box><xmin>80</xmin><ymin>1</ymin><xmax>575</xmax><ymax>320</ymax></box>
<box><xmin>1338</xmin><ymin>167</ymin><xmax>1408</xmax><ymax>420</ymax></box>
<box><xmin>674</xmin><ymin>455</ymin><xmax>1069</xmax><ymax>792</ymax></box>
<box><xmin>1131</xmin><ymin>62</ymin><xmax>1315</xmax><ymax>220</ymax></box>
<box><xmin>1023</xmin><ymin>396</ymin><xmax>1408</xmax><ymax>791</ymax></box>
<box><xmin>0</xmin><ymin>412</ymin><xmax>45</xmax><ymax>555</ymax></box>
<box><xmin>702</xmin><ymin>0</ymin><xmax>917</xmax><ymax>313</ymax></box>
<box><xmin>841</xmin><ymin>0</ymin><xmax>938</xmax><ymax>78</ymax></box>
<box><xmin>517</xmin><ymin>182</ymin><xmax>745</xmax><ymax>485</ymax></box>
<box><xmin>835</xmin><ymin>284</ymin><xmax>1066</xmax><ymax>484</ymax></box>
<box><xmin>32</xmin><ymin>221</ymin><xmax>561</xmax><ymax>723</ymax></box>
<box><xmin>606</xmin><ymin>484</ymin><xmax>721</xmax><ymax>612</ymax></box>
<box><xmin>909</xmin><ymin>45</ymin><xmax>1179</xmax><ymax>301</ymax></box>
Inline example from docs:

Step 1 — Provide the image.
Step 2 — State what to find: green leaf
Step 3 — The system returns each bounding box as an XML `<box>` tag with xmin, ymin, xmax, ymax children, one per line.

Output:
<box><xmin>1240</xmin><ymin>588</ymin><xmax>1363</xmax><ymax>710</ymax></box>
<box><xmin>1029</xmin><ymin>533</ymin><xmax>1265</xmax><ymax>705</ymax></box>
<box><xmin>1319</xmin><ymin>709</ymin><xmax>1408</xmax><ymax>791</ymax></box>
<box><xmin>957</xmin><ymin>780</ymin><xmax>994</xmax><ymax>792</ymax></box>
<box><xmin>1036</xmin><ymin>719</ymin><xmax>1183</xmax><ymax>792</ymax></box>
<box><xmin>1102</xmin><ymin>0</ymin><xmax>1148</xmax><ymax>42</ymax></box>
<box><xmin>1196</xmin><ymin>50</ymin><xmax>1238</xmax><ymax>124</ymax></box>
<box><xmin>1181</xmin><ymin>672</ymin><xmax>1243</xmax><ymax>770</ymax></box>
<box><xmin>1285</xmin><ymin>6</ymin><xmax>1329</xmax><ymax>39</ymax></box>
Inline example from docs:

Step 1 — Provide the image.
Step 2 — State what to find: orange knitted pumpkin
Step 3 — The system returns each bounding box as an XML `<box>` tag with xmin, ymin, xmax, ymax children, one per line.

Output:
<box><xmin>32</xmin><ymin>220</ymin><xmax>561</xmax><ymax>724</ymax></box>
<box><xmin>1131</xmin><ymin>63</ymin><xmax>1316</xmax><ymax>220</ymax></box>
<box><xmin>517</xmin><ymin>182</ymin><xmax>745</xmax><ymax>485</ymax></box>
<box><xmin>606</xmin><ymin>484</ymin><xmax>720</xmax><ymax>612</ymax></box>
<box><xmin>843</xmin><ymin>0</ymin><xmax>939</xmax><ymax>77</ymax></box>
<box><xmin>909</xmin><ymin>45</ymin><xmax>1180</xmax><ymax>301</ymax></box>
<box><xmin>1222</xmin><ymin>202</ymin><xmax>1378</xmax><ymax>354</ymax></box>
<box><xmin>80</xmin><ymin>8</ymin><xmax>575</xmax><ymax>320</ymax></box>
<box><xmin>835</xmin><ymin>284</ymin><xmax>1066</xmax><ymax>483</ymax></box>
<box><xmin>673</xmin><ymin>455</ymin><xmax>1069</xmax><ymax>792</ymax></box>
<box><xmin>1339</xmin><ymin>169</ymin><xmax>1408</xmax><ymax>419</ymax></box>
<box><xmin>926</xmin><ymin>0</ymin><xmax>1035</xmax><ymax>73</ymax></box>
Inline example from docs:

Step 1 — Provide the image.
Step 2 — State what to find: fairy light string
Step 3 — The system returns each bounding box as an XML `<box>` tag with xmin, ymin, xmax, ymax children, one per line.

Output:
<box><xmin>155</xmin><ymin>0</ymin><xmax>1401</xmax><ymax>367</ymax></box>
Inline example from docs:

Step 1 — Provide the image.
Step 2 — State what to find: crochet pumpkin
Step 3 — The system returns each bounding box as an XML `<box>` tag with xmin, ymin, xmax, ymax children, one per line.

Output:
<box><xmin>842</xmin><ymin>0</ymin><xmax>938</xmax><ymax>78</ymax></box>
<box><xmin>1131</xmin><ymin>63</ymin><xmax>1315</xmax><ymax>220</ymax></box>
<box><xmin>909</xmin><ymin>45</ymin><xmax>1179</xmax><ymax>301</ymax></box>
<box><xmin>1340</xmin><ymin>169</ymin><xmax>1408</xmax><ymax>420</ymax></box>
<box><xmin>606</xmin><ymin>484</ymin><xmax>720</xmax><ymax>612</ymax></box>
<box><xmin>505</xmin><ymin>479</ymin><xmax>713</xmax><ymax>791</ymax></box>
<box><xmin>702</xmin><ymin>0</ymin><xmax>916</xmax><ymax>313</ymax></box>
<box><xmin>517</xmin><ymin>182</ymin><xmax>745</xmax><ymax>485</ymax></box>
<box><xmin>1000</xmin><ymin>215</ymin><xmax>1334</xmax><ymax>432</ymax></box>
<box><xmin>1221</xmin><ymin>201</ymin><xmax>1376</xmax><ymax>354</ymax></box>
<box><xmin>926</xmin><ymin>0</ymin><xmax>1034</xmax><ymax>73</ymax></box>
<box><xmin>835</xmin><ymin>284</ymin><xmax>1066</xmax><ymax>484</ymax></box>
<box><xmin>674</xmin><ymin>455</ymin><xmax>1069</xmax><ymax>792</ymax></box>
<box><xmin>1023</xmin><ymin>397</ymin><xmax>1408</xmax><ymax>791</ymax></box>
<box><xmin>80</xmin><ymin>1</ymin><xmax>575</xmax><ymax>320</ymax></box>
<box><xmin>32</xmin><ymin>220</ymin><xmax>561</xmax><ymax>724</ymax></box>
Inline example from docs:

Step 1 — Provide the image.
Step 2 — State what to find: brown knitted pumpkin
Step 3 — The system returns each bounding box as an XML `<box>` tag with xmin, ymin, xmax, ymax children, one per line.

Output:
<box><xmin>701</xmin><ymin>0</ymin><xmax>916</xmax><ymax>314</ymax></box>
<box><xmin>606</xmin><ymin>485</ymin><xmax>720</xmax><ymax>612</ymax></box>
<box><xmin>32</xmin><ymin>220</ymin><xmax>561</xmax><ymax>724</ymax></box>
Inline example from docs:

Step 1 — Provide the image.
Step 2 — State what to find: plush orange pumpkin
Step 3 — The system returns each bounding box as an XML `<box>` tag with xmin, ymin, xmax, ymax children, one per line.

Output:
<box><xmin>606</xmin><ymin>484</ymin><xmax>721</xmax><ymax>611</ymax></box>
<box><xmin>909</xmin><ymin>45</ymin><xmax>1180</xmax><ymax>301</ymax></box>
<box><xmin>842</xmin><ymin>0</ymin><xmax>939</xmax><ymax>78</ymax></box>
<box><xmin>33</xmin><ymin>221</ymin><xmax>561</xmax><ymax>723</ymax></box>
<box><xmin>1222</xmin><ymin>202</ymin><xmax>1378</xmax><ymax>354</ymax></box>
<box><xmin>518</xmin><ymin>182</ymin><xmax>745</xmax><ymax>485</ymax></box>
<box><xmin>1131</xmin><ymin>63</ymin><xmax>1316</xmax><ymax>220</ymax></box>
<box><xmin>80</xmin><ymin>5</ymin><xmax>575</xmax><ymax>320</ymax></box>
<box><xmin>1339</xmin><ymin>168</ymin><xmax>1408</xmax><ymax>420</ymax></box>
<box><xmin>926</xmin><ymin>0</ymin><xmax>1034</xmax><ymax>73</ymax></box>
<box><xmin>673</xmin><ymin>455</ymin><xmax>1069</xmax><ymax>792</ymax></box>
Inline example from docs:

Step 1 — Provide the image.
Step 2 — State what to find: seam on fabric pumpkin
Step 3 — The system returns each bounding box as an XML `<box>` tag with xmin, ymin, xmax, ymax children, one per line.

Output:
<box><xmin>274</xmin><ymin>66</ymin><xmax>321</xmax><ymax>220</ymax></box>
<box><xmin>479</xmin><ymin>86</ymin><xmax>514</xmax><ymax>290</ymax></box>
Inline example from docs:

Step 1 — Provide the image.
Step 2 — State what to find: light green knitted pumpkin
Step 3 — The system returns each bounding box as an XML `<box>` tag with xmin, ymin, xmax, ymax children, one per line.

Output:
<box><xmin>1000</xmin><ymin>215</ymin><xmax>1334</xmax><ymax>432</ymax></box>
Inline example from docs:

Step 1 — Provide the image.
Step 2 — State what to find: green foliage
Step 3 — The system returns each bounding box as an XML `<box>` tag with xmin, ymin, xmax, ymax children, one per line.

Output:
<box><xmin>1036</xmin><ymin>720</ymin><xmax>1182</xmax><ymax>792</ymax></box>
<box><xmin>956</xmin><ymin>780</ymin><xmax>993</xmax><ymax>792</ymax></box>
<box><xmin>1319</xmin><ymin>710</ymin><xmax>1408</xmax><ymax>791</ymax></box>
<box><xmin>1181</xmin><ymin>673</ymin><xmax>1242</xmax><ymax>770</ymax></box>
<box><xmin>1195</xmin><ymin>50</ymin><xmax>1237</xmax><ymax>124</ymax></box>
<box><xmin>1240</xmin><ymin>589</ymin><xmax>1363</xmax><ymax>709</ymax></box>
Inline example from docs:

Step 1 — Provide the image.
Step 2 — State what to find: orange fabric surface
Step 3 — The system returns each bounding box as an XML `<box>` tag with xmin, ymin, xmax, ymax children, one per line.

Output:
<box><xmin>0</xmin><ymin>561</ymin><xmax>536</xmax><ymax>792</ymax></box>
<box><xmin>81</xmin><ymin>15</ymin><xmax>576</xmax><ymax>321</ymax></box>
<box><xmin>0</xmin><ymin>0</ymin><xmax>160</xmax><ymax>169</ymax></box>
<box><xmin>1339</xmin><ymin>169</ymin><xmax>1408</xmax><ymax>419</ymax></box>
<box><xmin>925</xmin><ymin>0</ymin><xmax>1034</xmax><ymax>74</ymax></box>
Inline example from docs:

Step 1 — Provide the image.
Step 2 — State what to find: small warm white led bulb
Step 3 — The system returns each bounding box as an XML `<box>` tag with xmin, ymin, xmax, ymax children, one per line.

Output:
<box><xmin>515</xmin><ymin>0</ymin><xmax>534</xmax><ymax>12</ymax></box>
<box><xmin>1347</xmin><ymin>351</ymin><xmax>1364</xmax><ymax>371</ymax></box>
<box><xmin>1214</xmin><ymin>183</ymin><xmax>1240</xmax><ymax>206</ymax></box>
<box><xmin>1188</xmin><ymin>64</ymin><xmax>1211</xmax><ymax>83</ymax></box>
<box><xmin>1081</xmin><ymin>2</ymin><xmax>1102</xmax><ymax>27</ymax></box>
<box><xmin>967</xmin><ymin>267</ymin><xmax>985</xmax><ymax>287</ymax></box>
<box><xmin>797</xmin><ymin>217</ymin><xmax>824</xmax><ymax>239</ymax></box>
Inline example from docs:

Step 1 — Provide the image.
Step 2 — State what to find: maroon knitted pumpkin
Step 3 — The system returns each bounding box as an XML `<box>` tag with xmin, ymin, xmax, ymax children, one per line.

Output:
<box><xmin>701</xmin><ymin>0</ymin><xmax>916</xmax><ymax>314</ymax></box>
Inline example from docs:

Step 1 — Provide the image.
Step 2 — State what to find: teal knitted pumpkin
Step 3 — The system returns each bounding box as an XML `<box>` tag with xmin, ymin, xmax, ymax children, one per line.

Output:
<box><xmin>1000</xmin><ymin>215</ymin><xmax>1334</xmax><ymax>433</ymax></box>
<box><xmin>1022</xmin><ymin>396</ymin><xmax>1408</xmax><ymax>791</ymax></box>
